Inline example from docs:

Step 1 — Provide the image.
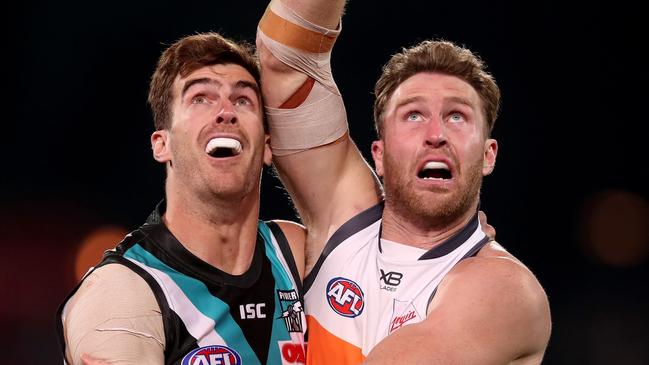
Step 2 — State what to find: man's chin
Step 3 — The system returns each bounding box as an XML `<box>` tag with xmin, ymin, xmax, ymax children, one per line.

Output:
<box><xmin>390</xmin><ymin>189</ymin><xmax>474</xmax><ymax>229</ymax></box>
<box><xmin>209</xmin><ymin>184</ymin><xmax>254</xmax><ymax>199</ymax></box>
<box><xmin>415</xmin><ymin>199</ymin><xmax>461</xmax><ymax>224</ymax></box>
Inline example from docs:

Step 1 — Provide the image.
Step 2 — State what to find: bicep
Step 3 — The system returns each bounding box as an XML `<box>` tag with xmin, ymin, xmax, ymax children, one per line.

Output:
<box><xmin>362</xmin><ymin>308</ymin><xmax>502</xmax><ymax>365</ymax></box>
<box><xmin>64</xmin><ymin>265</ymin><xmax>164</xmax><ymax>365</ymax></box>
<box><xmin>363</xmin><ymin>258</ymin><xmax>551</xmax><ymax>364</ymax></box>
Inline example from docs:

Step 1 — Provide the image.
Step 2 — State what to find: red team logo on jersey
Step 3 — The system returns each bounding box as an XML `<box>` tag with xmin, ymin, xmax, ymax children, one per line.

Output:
<box><xmin>326</xmin><ymin>277</ymin><xmax>365</xmax><ymax>317</ymax></box>
<box><xmin>389</xmin><ymin>310</ymin><xmax>417</xmax><ymax>332</ymax></box>
<box><xmin>181</xmin><ymin>345</ymin><xmax>242</xmax><ymax>365</ymax></box>
<box><xmin>389</xmin><ymin>300</ymin><xmax>422</xmax><ymax>334</ymax></box>
<box><xmin>278</xmin><ymin>340</ymin><xmax>307</xmax><ymax>364</ymax></box>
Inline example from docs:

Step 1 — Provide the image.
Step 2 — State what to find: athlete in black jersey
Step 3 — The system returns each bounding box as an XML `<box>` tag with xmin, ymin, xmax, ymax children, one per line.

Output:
<box><xmin>57</xmin><ymin>33</ymin><xmax>307</xmax><ymax>365</ymax></box>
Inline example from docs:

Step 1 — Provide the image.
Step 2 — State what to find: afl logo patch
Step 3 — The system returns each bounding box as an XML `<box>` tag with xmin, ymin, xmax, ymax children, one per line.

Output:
<box><xmin>326</xmin><ymin>277</ymin><xmax>365</xmax><ymax>317</ymax></box>
<box><xmin>181</xmin><ymin>345</ymin><xmax>242</xmax><ymax>365</ymax></box>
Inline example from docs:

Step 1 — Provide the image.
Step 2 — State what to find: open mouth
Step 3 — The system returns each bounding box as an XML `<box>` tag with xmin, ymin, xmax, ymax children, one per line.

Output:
<box><xmin>417</xmin><ymin>161</ymin><xmax>452</xmax><ymax>180</ymax></box>
<box><xmin>205</xmin><ymin>137</ymin><xmax>242</xmax><ymax>158</ymax></box>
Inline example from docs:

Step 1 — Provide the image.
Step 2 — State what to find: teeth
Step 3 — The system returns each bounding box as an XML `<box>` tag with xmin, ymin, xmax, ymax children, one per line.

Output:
<box><xmin>422</xmin><ymin>161</ymin><xmax>449</xmax><ymax>171</ymax></box>
<box><xmin>205</xmin><ymin>137</ymin><xmax>242</xmax><ymax>155</ymax></box>
<box><xmin>419</xmin><ymin>161</ymin><xmax>452</xmax><ymax>180</ymax></box>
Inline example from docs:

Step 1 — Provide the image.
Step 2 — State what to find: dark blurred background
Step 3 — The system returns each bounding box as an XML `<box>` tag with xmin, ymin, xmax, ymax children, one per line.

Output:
<box><xmin>3</xmin><ymin>0</ymin><xmax>648</xmax><ymax>363</ymax></box>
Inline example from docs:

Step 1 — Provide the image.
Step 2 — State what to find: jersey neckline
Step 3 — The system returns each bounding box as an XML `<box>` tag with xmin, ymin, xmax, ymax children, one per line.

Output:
<box><xmin>138</xmin><ymin>199</ymin><xmax>264</xmax><ymax>289</ymax></box>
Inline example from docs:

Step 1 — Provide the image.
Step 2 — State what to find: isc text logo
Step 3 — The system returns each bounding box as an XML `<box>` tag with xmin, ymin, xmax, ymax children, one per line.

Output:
<box><xmin>326</xmin><ymin>277</ymin><xmax>365</xmax><ymax>317</ymax></box>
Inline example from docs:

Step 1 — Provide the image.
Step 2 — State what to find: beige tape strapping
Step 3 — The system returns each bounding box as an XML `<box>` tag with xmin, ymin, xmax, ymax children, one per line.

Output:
<box><xmin>259</xmin><ymin>6</ymin><xmax>337</xmax><ymax>53</ymax></box>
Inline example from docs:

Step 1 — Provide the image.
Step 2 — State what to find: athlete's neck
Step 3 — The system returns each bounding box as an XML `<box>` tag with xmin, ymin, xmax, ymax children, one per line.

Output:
<box><xmin>380</xmin><ymin>200</ymin><xmax>478</xmax><ymax>250</ymax></box>
<box><xmin>163</xmin><ymin>185</ymin><xmax>261</xmax><ymax>275</ymax></box>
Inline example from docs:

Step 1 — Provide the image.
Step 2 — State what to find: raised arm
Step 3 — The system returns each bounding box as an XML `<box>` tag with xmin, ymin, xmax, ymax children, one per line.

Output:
<box><xmin>258</xmin><ymin>0</ymin><xmax>345</xmax><ymax>108</ymax></box>
<box><xmin>362</xmin><ymin>249</ymin><xmax>552</xmax><ymax>364</ymax></box>
<box><xmin>257</xmin><ymin>0</ymin><xmax>382</xmax><ymax>273</ymax></box>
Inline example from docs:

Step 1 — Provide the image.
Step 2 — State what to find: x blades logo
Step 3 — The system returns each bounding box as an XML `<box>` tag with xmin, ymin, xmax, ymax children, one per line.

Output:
<box><xmin>379</xmin><ymin>269</ymin><xmax>403</xmax><ymax>292</ymax></box>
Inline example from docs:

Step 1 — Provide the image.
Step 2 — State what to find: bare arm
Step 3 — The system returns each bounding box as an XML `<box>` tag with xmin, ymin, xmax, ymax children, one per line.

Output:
<box><xmin>362</xmin><ymin>250</ymin><xmax>551</xmax><ymax>364</ymax></box>
<box><xmin>258</xmin><ymin>0</ymin><xmax>346</xmax><ymax>107</ymax></box>
<box><xmin>258</xmin><ymin>0</ymin><xmax>381</xmax><ymax>273</ymax></box>
<box><xmin>64</xmin><ymin>265</ymin><xmax>164</xmax><ymax>365</ymax></box>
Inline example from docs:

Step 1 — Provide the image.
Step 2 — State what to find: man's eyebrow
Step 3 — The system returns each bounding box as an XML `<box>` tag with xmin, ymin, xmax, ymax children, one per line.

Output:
<box><xmin>445</xmin><ymin>95</ymin><xmax>475</xmax><ymax>108</ymax></box>
<box><xmin>180</xmin><ymin>78</ymin><xmax>260</xmax><ymax>99</ymax></box>
<box><xmin>394</xmin><ymin>95</ymin><xmax>427</xmax><ymax>110</ymax></box>
<box><xmin>181</xmin><ymin>78</ymin><xmax>221</xmax><ymax>98</ymax></box>
<box><xmin>395</xmin><ymin>95</ymin><xmax>476</xmax><ymax>110</ymax></box>
<box><xmin>234</xmin><ymin>80</ymin><xmax>261</xmax><ymax>98</ymax></box>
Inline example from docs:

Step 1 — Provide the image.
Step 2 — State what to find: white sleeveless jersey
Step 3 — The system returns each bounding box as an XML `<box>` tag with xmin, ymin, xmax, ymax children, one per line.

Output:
<box><xmin>304</xmin><ymin>204</ymin><xmax>489</xmax><ymax>364</ymax></box>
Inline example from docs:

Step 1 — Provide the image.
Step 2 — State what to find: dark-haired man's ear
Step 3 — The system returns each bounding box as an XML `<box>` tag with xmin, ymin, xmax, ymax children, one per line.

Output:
<box><xmin>263</xmin><ymin>135</ymin><xmax>272</xmax><ymax>167</ymax></box>
<box><xmin>152</xmin><ymin>130</ymin><xmax>171</xmax><ymax>164</ymax></box>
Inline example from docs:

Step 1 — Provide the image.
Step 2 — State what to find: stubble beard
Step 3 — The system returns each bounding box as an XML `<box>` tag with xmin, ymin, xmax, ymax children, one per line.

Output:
<box><xmin>382</xmin><ymin>151</ymin><xmax>484</xmax><ymax>231</ymax></box>
<box><xmin>170</xmin><ymin>138</ymin><xmax>261</xmax><ymax>205</ymax></box>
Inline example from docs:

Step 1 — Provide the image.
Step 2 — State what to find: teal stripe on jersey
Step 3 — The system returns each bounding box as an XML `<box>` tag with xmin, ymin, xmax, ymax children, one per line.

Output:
<box><xmin>258</xmin><ymin>221</ymin><xmax>296</xmax><ymax>363</ymax></box>
<box><xmin>124</xmin><ymin>243</ymin><xmax>262</xmax><ymax>365</ymax></box>
<box><xmin>258</xmin><ymin>222</ymin><xmax>293</xmax><ymax>290</ymax></box>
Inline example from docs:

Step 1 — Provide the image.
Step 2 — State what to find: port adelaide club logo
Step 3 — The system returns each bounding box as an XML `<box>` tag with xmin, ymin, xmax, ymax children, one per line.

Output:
<box><xmin>181</xmin><ymin>345</ymin><xmax>242</xmax><ymax>365</ymax></box>
<box><xmin>277</xmin><ymin>289</ymin><xmax>304</xmax><ymax>333</ymax></box>
<box><xmin>326</xmin><ymin>277</ymin><xmax>365</xmax><ymax>317</ymax></box>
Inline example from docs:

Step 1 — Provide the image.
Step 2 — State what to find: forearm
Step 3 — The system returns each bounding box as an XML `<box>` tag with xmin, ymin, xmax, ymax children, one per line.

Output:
<box><xmin>257</xmin><ymin>0</ymin><xmax>343</xmax><ymax>108</ymax></box>
<box><xmin>257</xmin><ymin>0</ymin><xmax>380</xmax><ymax>258</ymax></box>
<box><xmin>281</xmin><ymin>0</ymin><xmax>346</xmax><ymax>29</ymax></box>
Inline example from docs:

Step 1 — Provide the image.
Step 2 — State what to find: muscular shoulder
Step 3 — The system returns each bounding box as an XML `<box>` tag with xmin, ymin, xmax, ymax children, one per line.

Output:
<box><xmin>429</xmin><ymin>241</ymin><xmax>552</xmax><ymax>362</ymax></box>
<box><xmin>68</xmin><ymin>264</ymin><xmax>160</xmax><ymax>316</ymax></box>
<box><xmin>443</xmin><ymin>244</ymin><xmax>549</xmax><ymax>315</ymax></box>
<box><xmin>64</xmin><ymin>264</ymin><xmax>164</xmax><ymax>364</ymax></box>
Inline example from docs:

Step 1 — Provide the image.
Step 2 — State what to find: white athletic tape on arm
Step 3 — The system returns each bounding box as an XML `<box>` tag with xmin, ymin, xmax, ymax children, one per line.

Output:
<box><xmin>266</xmin><ymin>81</ymin><xmax>348</xmax><ymax>155</ymax></box>
<box><xmin>63</xmin><ymin>265</ymin><xmax>164</xmax><ymax>364</ymax></box>
<box><xmin>258</xmin><ymin>0</ymin><xmax>348</xmax><ymax>155</ymax></box>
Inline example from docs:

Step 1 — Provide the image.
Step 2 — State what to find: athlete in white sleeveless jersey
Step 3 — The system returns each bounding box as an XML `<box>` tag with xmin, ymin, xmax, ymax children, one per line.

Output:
<box><xmin>303</xmin><ymin>204</ymin><xmax>493</xmax><ymax>362</ymax></box>
<box><xmin>257</xmin><ymin>0</ymin><xmax>552</xmax><ymax>363</ymax></box>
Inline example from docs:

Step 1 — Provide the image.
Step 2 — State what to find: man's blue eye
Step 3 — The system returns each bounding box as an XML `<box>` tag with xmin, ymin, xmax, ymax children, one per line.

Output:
<box><xmin>449</xmin><ymin>113</ymin><xmax>463</xmax><ymax>122</ymax></box>
<box><xmin>407</xmin><ymin>112</ymin><xmax>421</xmax><ymax>121</ymax></box>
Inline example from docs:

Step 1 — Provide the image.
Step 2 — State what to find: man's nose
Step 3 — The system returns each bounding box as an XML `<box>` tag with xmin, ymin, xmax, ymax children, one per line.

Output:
<box><xmin>424</xmin><ymin>115</ymin><xmax>447</xmax><ymax>147</ymax></box>
<box><xmin>216</xmin><ymin>101</ymin><xmax>237</xmax><ymax>124</ymax></box>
